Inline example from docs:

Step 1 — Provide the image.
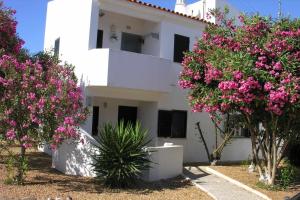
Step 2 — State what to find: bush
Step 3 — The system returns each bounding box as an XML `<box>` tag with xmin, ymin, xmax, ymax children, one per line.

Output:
<box><xmin>278</xmin><ymin>160</ymin><xmax>296</xmax><ymax>189</ymax></box>
<box><xmin>92</xmin><ymin>122</ymin><xmax>151</xmax><ymax>188</ymax></box>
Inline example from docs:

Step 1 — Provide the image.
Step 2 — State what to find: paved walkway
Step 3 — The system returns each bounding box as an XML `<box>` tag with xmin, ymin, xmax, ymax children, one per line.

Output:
<box><xmin>184</xmin><ymin>166</ymin><xmax>265</xmax><ymax>200</ymax></box>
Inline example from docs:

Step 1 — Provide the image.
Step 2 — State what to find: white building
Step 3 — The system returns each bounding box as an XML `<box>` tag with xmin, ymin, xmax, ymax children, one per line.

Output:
<box><xmin>44</xmin><ymin>0</ymin><xmax>251</xmax><ymax>177</ymax></box>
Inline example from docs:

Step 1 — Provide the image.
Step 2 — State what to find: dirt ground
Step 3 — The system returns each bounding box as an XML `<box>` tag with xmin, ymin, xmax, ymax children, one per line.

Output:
<box><xmin>0</xmin><ymin>150</ymin><xmax>212</xmax><ymax>200</ymax></box>
<box><xmin>210</xmin><ymin>165</ymin><xmax>300</xmax><ymax>200</ymax></box>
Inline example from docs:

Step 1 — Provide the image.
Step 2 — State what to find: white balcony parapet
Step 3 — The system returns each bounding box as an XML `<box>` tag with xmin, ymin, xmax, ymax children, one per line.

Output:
<box><xmin>78</xmin><ymin>49</ymin><xmax>173</xmax><ymax>93</ymax></box>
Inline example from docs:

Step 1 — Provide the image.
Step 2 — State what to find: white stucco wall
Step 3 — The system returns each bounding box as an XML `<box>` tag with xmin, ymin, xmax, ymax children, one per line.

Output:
<box><xmin>138</xmin><ymin>102</ymin><xmax>159</xmax><ymax>146</ymax></box>
<box><xmin>44</xmin><ymin>0</ymin><xmax>99</xmax><ymax>65</ymax></box>
<box><xmin>159</xmin><ymin>20</ymin><xmax>205</xmax><ymax>61</ymax></box>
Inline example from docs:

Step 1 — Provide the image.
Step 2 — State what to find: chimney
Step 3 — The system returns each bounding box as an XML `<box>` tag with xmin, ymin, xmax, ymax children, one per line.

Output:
<box><xmin>175</xmin><ymin>0</ymin><xmax>187</xmax><ymax>14</ymax></box>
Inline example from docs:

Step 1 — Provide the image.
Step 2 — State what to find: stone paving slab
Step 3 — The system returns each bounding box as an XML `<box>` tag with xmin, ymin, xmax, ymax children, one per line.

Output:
<box><xmin>184</xmin><ymin>166</ymin><xmax>265</xmax><ymax>200</ymax></box>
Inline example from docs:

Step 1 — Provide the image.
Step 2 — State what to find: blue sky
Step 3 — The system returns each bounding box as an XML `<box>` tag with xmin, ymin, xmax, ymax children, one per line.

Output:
<box><xmin>2</xmin><ymin>0</ymin><xmax>300</xmax><ymax>54</ymax></box>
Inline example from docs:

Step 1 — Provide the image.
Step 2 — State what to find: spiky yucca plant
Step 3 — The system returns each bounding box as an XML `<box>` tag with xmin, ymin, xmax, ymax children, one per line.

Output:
<box><xmin>92</xmin><ymin>121</ymin><xmax>151</xmax><ymax>188</ymax></box>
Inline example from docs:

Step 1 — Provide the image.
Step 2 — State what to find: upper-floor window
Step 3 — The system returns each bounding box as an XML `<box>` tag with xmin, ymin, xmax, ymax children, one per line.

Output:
<box><xmin>96</xmin><ymin>30</ymin><xmax>103</xmax><ymax>48</ymax></box>
<box><xmin>54</xmin><ymin>38</ymin><xmax>60</xmax><ymax>57</ymax></box>
<box><xmin>173</xmin><ymin>34</ymin><xmax>190</xmax><ymax>63</ymax></box>
<box><xmin>121</xmin><ymin>32</ymin><xmax>143</xmax><ymax>54</ymax></box>
<box><xmin>158</xmin><ymin>110</ymin><xmax>187</xmax><ymax>138</ymax></box>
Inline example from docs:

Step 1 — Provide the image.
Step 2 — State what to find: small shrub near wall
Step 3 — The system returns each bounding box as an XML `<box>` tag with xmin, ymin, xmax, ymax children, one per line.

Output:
<box><xmin>92</xmin><ymin>122</ymin><xmax>151</xmax><ymax>188</ymax></box>
<box><xmin>278</xmin><ymin>160</ymin><xmax>297</xmax><ymax>189</ymax></box>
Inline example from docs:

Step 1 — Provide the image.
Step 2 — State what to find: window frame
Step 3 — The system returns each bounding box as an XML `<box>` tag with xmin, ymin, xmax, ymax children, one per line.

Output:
<box><xmin>157</xmin><ymin>109</ymin><xmax>187</xmax><ymax>139</ymax></box>
<box><xmin>121</xmin><ymin>32</ymin><xmax>143</xmax><ymax>54</ymax></box>
<box><xmin>54</xmin><ymin>38</ymin><xmax>60</xmax><ymax>57</ymax></box>
<box><xmin>173</xmin><ymin>34</ymin><xmax>190</xmax><ymax>63</ymax></box>
<box><xmin>92</xmin><ymin>106</ymin><xmax>100</xmax><ymax>136</ymax></box>
<box><xmin>96</xmin><ymin>29</ymin><xmax>104</xmax><ymax>49</ymax></box>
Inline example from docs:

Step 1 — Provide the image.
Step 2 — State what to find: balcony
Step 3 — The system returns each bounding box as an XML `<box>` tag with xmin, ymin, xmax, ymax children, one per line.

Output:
<box><xmin>79</xmin><ymin>48</ymin><xmax>173</xmax><ymax>93</ymax></box>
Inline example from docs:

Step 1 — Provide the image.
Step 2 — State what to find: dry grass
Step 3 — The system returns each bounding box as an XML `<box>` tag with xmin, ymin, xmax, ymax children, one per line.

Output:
<box><xmin>0</xmin><ymin>149</ymin><xmax>212</xmax><ymax>200</ymax></box>
<box><xmin>210</xmin><ymin>165</ymin><xmax>300</xmax><ymax>200</ymax></box>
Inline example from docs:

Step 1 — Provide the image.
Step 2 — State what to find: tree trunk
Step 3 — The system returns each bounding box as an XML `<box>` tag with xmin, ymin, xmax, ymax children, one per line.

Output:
<box><xmin>16</xmin><ymin>145</ymin><xmax>26</xmax><ymax>184</ymax></box>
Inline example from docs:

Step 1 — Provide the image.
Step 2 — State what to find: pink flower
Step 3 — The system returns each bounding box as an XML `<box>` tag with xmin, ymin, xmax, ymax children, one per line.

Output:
<box><xmin>27</xmin><ymin>92</ymin><xmax>36</xmax><ymax>100</ymax></box>
<box><xmin>8</xmin><ymin>120</ymin><xmax>16</xmax><ymax>127</ymax></box>
<box><xmin>6</xmin><ymin>130</ymin><xmax>16</xmax><ymax>140</ymax></box>
<box><xmin>264</xmin><ymin>82</ymin><xmax>273</xmax><ymax>92</ymax></box>
<box><xmin>233</xmin><ymin>71</ymin><xmax>243</xmax><ymax>80</ymax></box>
<box><xmin>273</xmin><ymin>62</ymin><xmax>283</xmax><ymax>71</ymax></box>
<box><xmin>218</xmin><ymin>81</ymin><xmax>239</xmax><ymax>91</ymax></box>
<box><xmin>205</xmin><ymin>64</ymin><xmax>223</xmax><ymax>84</ymax></box>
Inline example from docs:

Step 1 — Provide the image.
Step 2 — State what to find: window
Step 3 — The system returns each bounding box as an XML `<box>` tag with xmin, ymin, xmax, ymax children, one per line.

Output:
<box><xmin>118</xmin><ymin>106</ymin><xmax>138</xmax><ymax>126</ymax></box>
<box><xmin>157</xmin><ymin>110</ymin><xmax>172</xmax><ymax>137</ymax></box>
<box><xmin>121</xmin><ymin>32</ymin><xmax>143</xmax><ymax>53</ymax></box>
<box><xmin>54</xmin><ymin>38</ymin><xmax>60</xmax><ymax>57</ymax></box>
<box><xmin>158</xmin><ymin>110</ymin><xmax>187</xmax><ymax>138</ymax></box>
<box><xmin>173</xmin><ymin>34</ymin><xmax>190</xmax><ymax>63</ymax></box>
<box><xmin>231</xmin><ymin>126</ymin><xmax>251</xmax><ymax>138</ymax></box>
<box><xmin>92</xmin><ymin>106</ymin><xmax>99</xmax><ymax>136</ymax></box>
<box><xmin>96</xmin><ymin>30</ymin><xmax>103</xmax><ymax>48</ymax></box>
<box><xmin>227</xmin><ymin>113</ymin><xmax>251</xmax><ymax>138</ymax></box>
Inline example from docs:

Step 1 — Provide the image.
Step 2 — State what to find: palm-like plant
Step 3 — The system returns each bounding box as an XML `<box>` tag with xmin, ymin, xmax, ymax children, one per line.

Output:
<box><xmin>92</xmin><ymin>121</ymin><xmax>151</xmax><ymax>188</ymax></box>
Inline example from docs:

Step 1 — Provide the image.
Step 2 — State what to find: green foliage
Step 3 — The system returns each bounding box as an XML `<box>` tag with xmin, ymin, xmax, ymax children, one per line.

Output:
<box><xmin>4</xmin><ymin>156</ymin><xmax>15</xmax><ymax>185</ymax></box>
<box><xmin>278</xmin><ymin>160</ymin><xmax>296</xmax><ymax>189</ymax></box>
<box><xmin>256</xmin><ymin>181</ymin><xmax>281</xmax><ymax>191</ymax></box>
<box><xmin>241</xmin><ymin>157</ymin><xmax>252</xmax><ymax>167</ymax></box>
<box><xmin>257</xmin><ymin>160</ymin><xmax>297</xmax><ymax>190</ymax></box>
<box><xmin>92</xmin><ymin>121</ymin><xmax>151</xmax><ymax>188</ymax></box>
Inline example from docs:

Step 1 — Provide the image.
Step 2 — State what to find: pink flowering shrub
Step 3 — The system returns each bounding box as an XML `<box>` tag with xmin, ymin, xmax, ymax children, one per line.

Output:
<box><xmin>179</xmin><ymin>12</ymin><xmax>300</xmax><ymax>185</ymax></box>
<box><xmin>0</xmin><ymin>2</ymin><xmax>23</xmax><ymax>55</ymax></box>
<box><xmin>0</xmin><ymin>2</ymin><xmax>88</xmax><ymax>184</ymax></box>
<box><xmin>0</xmin><ymin>52</ymin><xmax>87</xmax><ymax>150</ymax></box>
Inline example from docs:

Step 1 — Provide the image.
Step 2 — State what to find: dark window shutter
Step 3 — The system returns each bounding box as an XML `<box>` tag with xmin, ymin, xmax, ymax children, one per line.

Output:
<box><xmin>173</xmin><ymin>34</ymin><xmax>190</xmax><ymax>63</ymax></box>
<box><xmin>158</xmin><ymin>110</ymin><xmax>172</xmax><ymax>137</ymax></box>
<box><xmin>171</xmin><ymin>110</ymin><xmax>187</xmax><ymax>138</ymax></box>
<box><xmin>96</xmin><ymin>30</ymin><xmax>103</xmax><ymax>48</ymax></box>
<box><xmin>92</xmin><ymin>106</ymin><xmax>99</xmax><ymax>136</ymax></box>
<box><xmin>54</xmin><ymin>38</ymin><xmax>60</xmax><ymax>57</ymax></box>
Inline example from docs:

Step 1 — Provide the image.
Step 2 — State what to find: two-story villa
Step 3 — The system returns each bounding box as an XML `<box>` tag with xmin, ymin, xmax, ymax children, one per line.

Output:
<box><xmin>44</xmin><ymin>0</ymin><xmax>252</xmax><ymax>177</ymax></box>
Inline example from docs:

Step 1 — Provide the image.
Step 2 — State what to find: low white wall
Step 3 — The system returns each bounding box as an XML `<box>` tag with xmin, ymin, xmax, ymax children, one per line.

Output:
<box><xmin>52</xmin><ymin>129</ymin><xmax>183</xmax><ymax>181</ymax></box>
<box><xmin>52</xmin><ymin>129</ymin><xmax>98</xmax><ymax>177</ymax></box>
<box><xmin>38</xmin><ymin>144</ymin><xmax>52</xmax><ymax>156</ymax></box>
<box><xmin>221</xmin><ymin>138</ymin><xmax>252</xmax><ymax>162</ymax></box>
<box><xmin>143</xmin><ymin>145</ymin><xmax>184</xmax><ymax>182</ymax></box>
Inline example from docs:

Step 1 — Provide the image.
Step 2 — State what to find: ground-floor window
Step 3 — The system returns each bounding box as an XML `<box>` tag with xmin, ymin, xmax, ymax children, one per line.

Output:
<box><xmin>157</xmin><ymin>110</ymin><xmax>187</xmax><ymax>138</ymax></box>
<box><xmin>227</xmin><ymin>113</ymin><xmax>251</xmax><ymax>138</ymax></box>
<box><xmin>92</xmin><ymin>106</ymin><xmax>99</xmax><ymax>136</ymax></box>
<box><xmin>118</xmin><ymin>106</ymin><xmax>138</xmax><ymax>126</ymax></box>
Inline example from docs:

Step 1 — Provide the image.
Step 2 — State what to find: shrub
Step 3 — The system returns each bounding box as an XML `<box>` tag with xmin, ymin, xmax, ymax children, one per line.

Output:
<box><xmin>179</xmin><ymin>10</ymin><xmax>300</xmax><ymax>185</ymax></box>
<box><xmin>278</xmin><ymin>160</ymin><xmax>296</xmax><ymax>189</ymax></box>
<box><xmin>92</xmin><ymin>122</ymin><xmax>151</xmax><ymax>188</ymax></box>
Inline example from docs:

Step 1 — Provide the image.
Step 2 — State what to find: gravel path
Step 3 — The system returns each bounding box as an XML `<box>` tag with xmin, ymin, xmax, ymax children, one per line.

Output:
<box><xmin>184</xmin><ymin>166</ymin><xmax>265</xmax><ymax>200</ymax></box>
